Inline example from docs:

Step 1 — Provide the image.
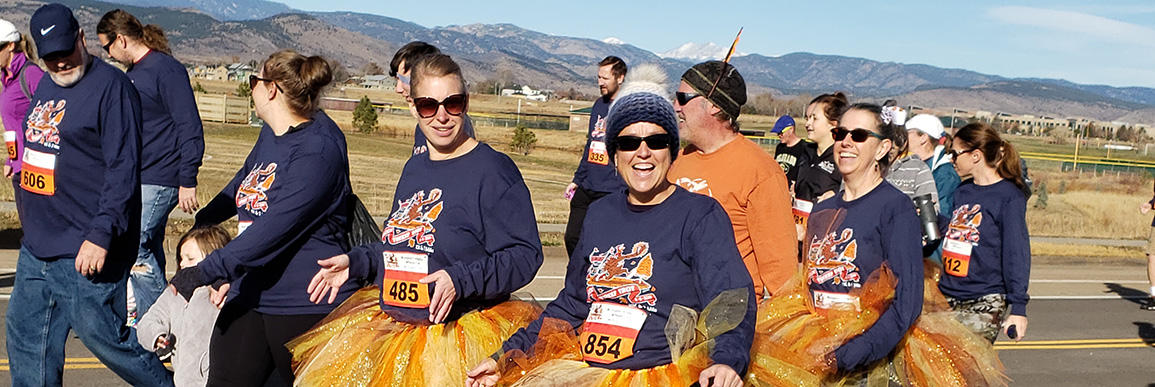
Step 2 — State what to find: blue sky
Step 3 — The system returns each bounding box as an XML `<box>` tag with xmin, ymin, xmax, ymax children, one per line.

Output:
<box><xmin>278</xmin><ymin>0</ymin><xmax>1155</xmax><ymax>88</ymax></box>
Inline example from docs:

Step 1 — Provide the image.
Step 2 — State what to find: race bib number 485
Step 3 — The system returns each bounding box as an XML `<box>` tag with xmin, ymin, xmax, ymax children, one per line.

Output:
<box><xmin>4</xmin><ymin>131</ymin><xmax>16</xmax><ymax>160</ymax></box>
<box><xmin>21</xmin><ymin>148</ymin><xmax>56</xmax><ymax>196</ymax></box>
<box><xmin>382</xmin><ymin>251</ymin><xmax>430</xmax><ymax>308</ymax></box>
<box><xmin>580</xmin><ymin>302</ymin><xmax>647</xmax><ymax>364</ymax></box>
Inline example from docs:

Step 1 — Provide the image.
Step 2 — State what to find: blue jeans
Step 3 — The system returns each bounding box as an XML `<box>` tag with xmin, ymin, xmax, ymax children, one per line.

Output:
<box><xmin>6</xmin><ymin>246</ymin><xmax>175</xmax><ymax>387</ymax></box>
<box><xmin>132</xmin><ymin>184</ymin><xmax>178</xmax><ymax>318</ymax></box>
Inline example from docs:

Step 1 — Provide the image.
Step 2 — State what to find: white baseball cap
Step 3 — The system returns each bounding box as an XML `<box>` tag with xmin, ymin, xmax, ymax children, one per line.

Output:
<box><xmin>906</xmin><ymin>114</ymin><xmax>945</xmax><ymax>139</ymax></box>
<box><xmin>0</xmin><ymin>19</ymin><xmax>19</xmax><ymax>44</ymax></box>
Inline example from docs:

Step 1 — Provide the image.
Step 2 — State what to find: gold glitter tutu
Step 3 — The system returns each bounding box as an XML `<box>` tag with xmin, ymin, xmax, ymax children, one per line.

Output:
<box><xmin>745</xmin><ymin>262</ymin><xmax>1007</xmax><ymax>387</ymax></box>
<box><xmin>288</xmin><ymin>286</ymin><xmax>541</xmax><ymax>386</ymax></box>
<box><xmin>494</xmin><ymin>289</ymin><xmax>748</xmax><ymax>387</ymax></box>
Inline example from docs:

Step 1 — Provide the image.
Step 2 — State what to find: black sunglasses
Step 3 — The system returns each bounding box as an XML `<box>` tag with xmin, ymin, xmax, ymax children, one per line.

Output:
<box><xmin>248</xmin><ymin>75</ymin><xmax>284</xmax><ymax>92</ymax></box>
<box><xmin>413</xmin><ymin>94</ymin><xmax>467</xmax><ymax>118</ymax></box>
<box><xmin>614</xmin><ymin>134</ymin><xmax>672</xmax><ymax>152</ymax></box>
<box><xmin>831</xmin><ymin>127</ymin><xmax>886</xmax><ymax>143</ymax></box>
<box><xmin>675</xmin><ymin>91</ymin><xmax>701</xmax><ymax>106</ymax></box>
<box><xmin>101</xmin><ymin>36</ymin><xmax>116</xmax><ymax>53</ymax></box>
<box><xmin>948</xmin><ymin>148</ymin><xmax>976</xmax><ymax>159</ymax></box>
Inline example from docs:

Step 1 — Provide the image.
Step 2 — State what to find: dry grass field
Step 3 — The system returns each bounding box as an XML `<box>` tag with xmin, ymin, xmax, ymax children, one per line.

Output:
<box><xmin>0</xmin><ymin>81</ymin><xmax>1151</xmax><ymax>257</ymax></box>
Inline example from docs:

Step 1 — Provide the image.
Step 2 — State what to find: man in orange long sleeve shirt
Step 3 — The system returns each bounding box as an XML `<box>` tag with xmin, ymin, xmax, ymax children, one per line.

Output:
<box><xmin>668</xmin><ymin>61</ymin><xmax>798</xmax><ymax>297</ymax></box>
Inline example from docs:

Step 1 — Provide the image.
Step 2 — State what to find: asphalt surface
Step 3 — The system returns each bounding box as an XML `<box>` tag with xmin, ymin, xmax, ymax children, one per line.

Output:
<box><xmin>0</xmin><ymin>245</ymin><xmax>1152</xmax><ymax>386</ymax></box>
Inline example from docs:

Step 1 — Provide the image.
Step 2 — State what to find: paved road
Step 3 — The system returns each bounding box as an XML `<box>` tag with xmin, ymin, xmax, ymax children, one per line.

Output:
<box><xmin>0</xmin><ymin>247</ymin><xmax>1152</xmax><ymax>386</ymax></box>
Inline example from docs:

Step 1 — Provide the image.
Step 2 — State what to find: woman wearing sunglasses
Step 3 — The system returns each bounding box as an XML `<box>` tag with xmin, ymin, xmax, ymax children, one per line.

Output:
<box><xmin>291</xmin><ymin>54</ymin><xmax>544</xmax><ymax>385</ymax></box>
<box><xmin>167</xmin><ymin>49</ymin><xmax>359</xmax><ymax>386</ymax></box>
<box><xmin>465</xmin><ymin>64</ymin><xmax>755</xmax><ymax>387</ymax></box>
<box><xmin>938</xmin><ymin>123</ymin><xmax>1031</xmax><ymax>344</ymax></box>
<box><xmin>745</xmin><ymin>104</ymin><xmax>1006</xmax><ymax>386</ymax></box>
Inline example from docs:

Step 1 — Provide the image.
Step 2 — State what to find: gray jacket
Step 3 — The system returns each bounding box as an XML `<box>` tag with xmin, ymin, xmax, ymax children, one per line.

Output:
<box><xmin>136</xmin><ymin>286</ymin><xmax>220</xmax><ymax>387</ymax></box>
<box><xmin>887</xmin><ymin>154</ymin><xmax>939</xmax><ymax>212</ymax></box>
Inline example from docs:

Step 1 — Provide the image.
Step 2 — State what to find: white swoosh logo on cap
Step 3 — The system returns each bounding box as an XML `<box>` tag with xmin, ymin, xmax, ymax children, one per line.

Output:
<box><xmin>40</xmin><ymin>25</ymin><xmax>55</xmax><ymax>35</ymax></box>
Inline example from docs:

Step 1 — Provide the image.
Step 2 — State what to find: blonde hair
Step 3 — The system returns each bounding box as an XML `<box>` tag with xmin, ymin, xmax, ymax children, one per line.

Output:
<box><xmin>2</xmin><ymin>33</ymin><xmax>39</xmax><ymax>63</ymax></box>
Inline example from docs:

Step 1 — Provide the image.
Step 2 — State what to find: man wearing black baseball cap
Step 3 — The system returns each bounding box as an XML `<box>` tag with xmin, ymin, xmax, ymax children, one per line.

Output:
<box><xmin>6</xmin><ymin>4</ymin><xmax>173</xmax><ymax>386</ymax></box>
<box><xmin>667</xmin><ymin>60</ymin><xmax>798</xmax><ymax>299</ymax></box>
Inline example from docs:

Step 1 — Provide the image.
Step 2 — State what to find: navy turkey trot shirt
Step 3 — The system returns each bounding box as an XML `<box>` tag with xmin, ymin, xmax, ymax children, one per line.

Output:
<box><xmin>804</xmin><ymin>181</ymin><xmax>922</xmax><ymax>371</ymax></box>
<box><xmin>938</xmin><ymin>180</ymin><xmax>1031</xmax><ymax>316</ymax></box>
<box><xmin>127</xmin><ymin>50</ymin><xmax>203</xmax><ymax>188</ymax></box>
<box><xmin>571</xmin><ymin>97</ymin><xmax>625</xmax><ymax>194</ymax></box>
<box><xmin>500</xmin><ymin>188</ymin><xmax>756</xmax><ymax>372</ymax></box>
<box><xmin>194</xmin><ymin>111</ymin><xmax>358</xmax><ymax>315</ymax></box>
<box><xmin>346</xmin><ymin>142</ymin><xmax>543</xmax><ymax>323</ymax></box>
<box><xmin>18</xmin><ymin>58</ymin><xmax>142</xmax><ymax>258</ymax></box>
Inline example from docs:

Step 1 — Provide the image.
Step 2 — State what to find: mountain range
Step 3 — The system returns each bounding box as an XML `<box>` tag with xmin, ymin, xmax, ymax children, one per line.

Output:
<box><xmin>4</xmin><ymin>0</ymin><xmax>1154</xmax><ymax>124</ymax></box>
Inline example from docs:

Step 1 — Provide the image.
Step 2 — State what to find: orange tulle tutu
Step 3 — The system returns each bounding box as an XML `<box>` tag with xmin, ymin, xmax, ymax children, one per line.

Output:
<box><xmin>288</xmin><ymin>286</ymin><xmax>541</xmax><ymax>386</ymax></box>
<box><xmin>745</xmin><ymin>262</ymin><xmax>1007</xmax><ymax>387</ymax></box>
<box><xmin>494</xmin><ymin>288</ymin><xmax>750</xmax><ymax>387</ymax></box>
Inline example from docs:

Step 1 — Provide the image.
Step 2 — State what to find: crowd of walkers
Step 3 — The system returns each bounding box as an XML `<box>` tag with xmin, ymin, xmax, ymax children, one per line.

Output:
<box><xmin>2</xmin><ymin>3</ymin><xmax>1034</xmax><ymax>386</ymax></box>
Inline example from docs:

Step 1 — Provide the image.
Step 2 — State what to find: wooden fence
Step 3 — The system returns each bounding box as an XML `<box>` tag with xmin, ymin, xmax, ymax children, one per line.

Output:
<box><xmin>195</xmin><ymin>93</ymin><xmax>251</xmax><ymax>124</ymax></box>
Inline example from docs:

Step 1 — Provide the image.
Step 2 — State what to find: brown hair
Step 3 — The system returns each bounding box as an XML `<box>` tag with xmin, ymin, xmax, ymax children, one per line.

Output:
<box><xmin>598</xmin><ymin>56</ymin><xmax>627</xmax><ymax>79</ymax></box>
<box><xmin>389</xmin><ymin>41</ymin><xmax>440</xmax><ymax>77</ymax></box>
<box><xmin>809</xmin><ymin>92</ymin><xmax>849</xmax><ymax>125</ymax></box>
<box><xmin>176</xmin><ymin>226</ymin><xmax>232</xmax><ymax>259</ymax></box>
<box><xmin>841</xmin><ymin>103</ymin><xmax>900</xmax><ymax>175</ymax></box>
<box><xmin>409</xmin><ymin>54</ymin><xmax>466</xmax><ymax>96</ymax></box>
<box><xmin>97</xmin><ymin>9</ymin><xmax>171</xmax><ymax>55</ymax></box>
<box><xmin>954</xmin><ymin>123</ymin><xmax>1026</xmax><ymax>192</ymax></box>
<box><xmin>262</xmin><ymin>49</ymin><xmax>333</xmax><ymax>117</ymax></box>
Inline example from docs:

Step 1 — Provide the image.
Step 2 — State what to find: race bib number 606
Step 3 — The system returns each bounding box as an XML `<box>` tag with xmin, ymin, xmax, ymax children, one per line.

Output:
<box><xmin>21</xmin><ymin>148</ymin><xmax>56</xmax><ymax>196</ymax></box>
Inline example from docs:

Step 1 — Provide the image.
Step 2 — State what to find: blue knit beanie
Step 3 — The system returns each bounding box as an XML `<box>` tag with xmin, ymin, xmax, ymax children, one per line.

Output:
<box><xmin>606</xmin><ymin>64</ymin><xmax>679</xmax><ymax>162</ymax></box>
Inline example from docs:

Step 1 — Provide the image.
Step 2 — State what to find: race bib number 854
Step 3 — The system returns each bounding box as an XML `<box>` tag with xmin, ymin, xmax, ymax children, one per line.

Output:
<box><xmin>580</xmin><ymin>302</ymin><xmax>647</xmax><ymax>364</ymax></box>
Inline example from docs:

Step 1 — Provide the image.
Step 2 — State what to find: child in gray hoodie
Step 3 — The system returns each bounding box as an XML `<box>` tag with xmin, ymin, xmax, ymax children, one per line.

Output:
<box><xmin>137</xmin><ymin>226</ymin><xmax>231</xmax><ymax>387</ymax></box>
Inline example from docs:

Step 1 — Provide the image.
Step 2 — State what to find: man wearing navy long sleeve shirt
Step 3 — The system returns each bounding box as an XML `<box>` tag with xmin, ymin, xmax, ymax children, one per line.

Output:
<box><xmin>5</xmin><ymin>5</ymin><xmax>173</xmax><ymax>386</ymax></box>
<box><xmin>563</xmin><ymin>56</ymin><xmax>627</xmax><ymax>256</ymax></box>
<box><xmin>99</xmin><ymin>14</ymin><xmax>205</xmax><ymax>320</ymax></box>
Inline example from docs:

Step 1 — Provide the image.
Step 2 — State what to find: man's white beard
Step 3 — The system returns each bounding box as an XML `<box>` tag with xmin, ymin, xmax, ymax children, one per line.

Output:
<box><xmin>48</xmin><ymin>52</ymin><xmax>88</xmax><ymax>87</ymax></box>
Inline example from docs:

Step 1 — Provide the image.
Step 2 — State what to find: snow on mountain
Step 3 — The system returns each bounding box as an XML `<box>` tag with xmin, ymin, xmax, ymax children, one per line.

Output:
<box><xmin>602</xmin><ymin>37</ymin><xmax>625</xmax><ymax>45</ymax></box>
<box><xmin>658</xmin><ymin>42</ymin><xmax>745</xmax><ymax>61</ymax></box>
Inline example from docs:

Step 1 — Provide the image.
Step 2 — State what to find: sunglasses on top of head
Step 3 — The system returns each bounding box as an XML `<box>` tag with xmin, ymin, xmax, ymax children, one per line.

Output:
<box><xmin>614</xmin><ymin>134</ymin><xmax>672</xmax><ymax>152</ymax></box>
<box><xmin>412</xmin><ymin>94</ymin><xmax>467</xmax><ymax>118</ymax></box>
<box><xmin>831</xmin><ymin>127</ymin><xmax>886</xmax><ymax>143</ymax></box>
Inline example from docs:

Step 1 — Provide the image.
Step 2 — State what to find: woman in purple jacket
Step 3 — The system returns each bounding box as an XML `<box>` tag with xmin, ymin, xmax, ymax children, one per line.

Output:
<box><xmin>0</xmin><ymin>19</ymin><xmax>45</xmax><ymax>194</ymax></box>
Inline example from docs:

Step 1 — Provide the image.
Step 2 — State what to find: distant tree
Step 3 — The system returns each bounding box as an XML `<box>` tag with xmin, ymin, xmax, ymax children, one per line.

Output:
<box><xmin>236</xmin><ymin>81</ymin><xmax>251</xmax><ymax>98</ymax></box>
<box><xmin>471</xmin><ymin>79</ymin><xmax>498</xmax><ymax>95</ymax></box>
<box><xmin>330</xmin><ymin>59</ymin><xmax>350</xmax><ymax>84</ymax></box>
<box><xmin>1033</xmin><ymin>181</ymin><xmax>1047</xmax><ymax>209</ymax></box>
<box><xmin>352</xmin><ymin>96</ymin><xmax>378</xmax><ymax>134</ymax></box>
<box><xmin>193</xmin><ymin>82</ymin><xmax>206</xmax><ymax>93</ymax></box>
<box><xmin>363</xmin><ymin>62</ymin><xmax>384</xmax><ymax>76</ymax></box>
<box><xmin>510</xmin><ymin>124</ymin><xmax>537</xmax><ymax>155</ymax></box>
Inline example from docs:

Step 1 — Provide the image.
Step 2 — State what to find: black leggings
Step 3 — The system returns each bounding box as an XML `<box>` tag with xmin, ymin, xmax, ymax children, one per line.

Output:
<box><xmin>207</xmin><ymin>302</ymin><xmax>326</xmax><ymax>387</ymax></box>
<box><xmin>564</xmin><ymin>186</ymin><xmax>610</xmax><ymax>257</ymax></box>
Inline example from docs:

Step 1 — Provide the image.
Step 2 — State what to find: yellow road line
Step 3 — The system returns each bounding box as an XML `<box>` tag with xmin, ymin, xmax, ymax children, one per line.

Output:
<box><xmin>998</xmin><ymin>338</ymin><xmax>1148</xmax><ymax>345</ymax></box>
<box><xmin>0</xmin><ymin>357</ymin><xmax>102</xmax><ymax>365</ymax></box>
<box><xmin>996</xmin><ymin>343</ymin><xmax>1154</xmax><ymax>350</ymax></box>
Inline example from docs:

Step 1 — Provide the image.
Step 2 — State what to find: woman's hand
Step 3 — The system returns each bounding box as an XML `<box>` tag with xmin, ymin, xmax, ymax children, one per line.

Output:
<box><xmin>421</xmin><ymin>269</ymin><xmax>457</xmax><ymax>323</ymax></box>
<box><xmin>698</xmin><ymin>364</ymin><xmax>743</xmax><ymax>387</ymax></box>
<box><xmin>308</xmin><ymin>254</ymin><xmax>350</xmax><ymax>304</ymax></box>
<box><xmin>1002</xmin><ymin>315</ymin><xmax>1028</xmax><ymax>342</ymax></box>
<box><xmin>1141</xmin><ymin>202</ymin><xmax>1152</xmax><ymax>215</ymax></box>
<box><xmin>464</xmin><ymin>358</ymin><xmax>499</xmax><ymax>387</ymax></box>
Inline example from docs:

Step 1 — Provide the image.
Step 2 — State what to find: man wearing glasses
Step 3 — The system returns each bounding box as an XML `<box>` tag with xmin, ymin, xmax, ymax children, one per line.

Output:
<box><xmin>388</xmin><ymin>41</ymin><xmax>473</xmax><ymax>157</ymax></box>
<box><xmin>668</xmin><ymin>60</ymin><xmax>797</xmax><ymax>298</ymax></box>
<box><xmin>563</xmin><ymin>56</ymin><xmax>627</xmax><ymax>257</ymax></box>
<box><xmin>6</xmin><ymin>4</ymin><xmax>174</xmax><ymax>386</ymax></box>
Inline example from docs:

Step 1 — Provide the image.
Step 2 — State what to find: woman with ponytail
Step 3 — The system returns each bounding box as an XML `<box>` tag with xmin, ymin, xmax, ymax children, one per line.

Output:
<box><xmin>98</xmin><ymin>9</ymin><xmax>205</xmax><ymax>323</ymax></box>
<box><xmin>0</xmin><ymin>19</ymin><xmax>44</xmax><ymax>199</ymax></box>
<box><xmin>938</xmin><ymin>122</ymin><xmax>1031</xmax><ymax>344</ymax></box>
<box><xmin>168</xmin><ymin>49</ymin><xmax>359</xmax><ymax>386</ymax></box>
